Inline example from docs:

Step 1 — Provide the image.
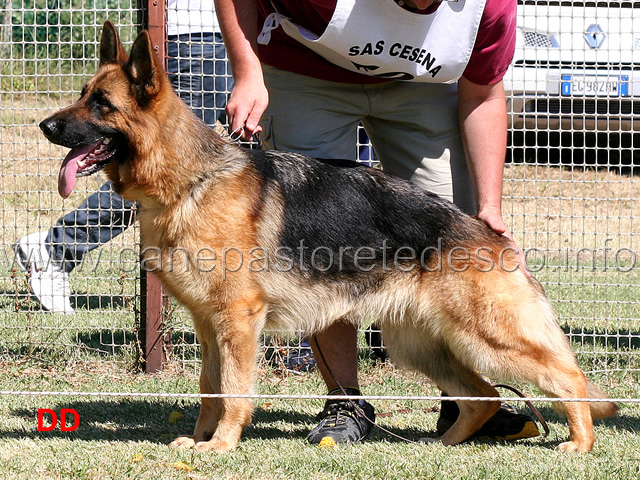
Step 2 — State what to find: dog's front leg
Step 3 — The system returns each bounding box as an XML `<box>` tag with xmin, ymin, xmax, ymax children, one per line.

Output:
<box><xmin>169</xmin><ymin>338</ymin><xmax>223</xmax><ymax>450</ymax></box>
<box><xmin>195</xmin><ymin>327</ymin><xmax>258</xmax><ymax>453</ymax></box>
<box><xmin>170</xmin><ymin>303</ymin><xmax>263</xmax><ymax>452</ymax></box>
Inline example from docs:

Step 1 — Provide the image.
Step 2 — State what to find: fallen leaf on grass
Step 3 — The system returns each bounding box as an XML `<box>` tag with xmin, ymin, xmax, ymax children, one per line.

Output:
<box><xmin>170</xmin><ymin>461</ymin><xmax>194</xmax><ymax>472</ymax></box>
<box><xmin>168</xmin><ymin>411</ymin><xmax>184</xmax><ymax>424</ymax></box>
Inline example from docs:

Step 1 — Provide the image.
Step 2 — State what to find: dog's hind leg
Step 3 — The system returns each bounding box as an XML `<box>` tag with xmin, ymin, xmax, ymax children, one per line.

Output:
<box><xmin>465</xmin><ymin>275</ymin><xmax>617</xmax><ymax>452</ymax></box>
<box><xmin>382</xmin><ymin>326</ymin><xmax>500</xmax><ymax>445</ymax></box>
<box><xmin>543</xmin><ymin>369</ymin><xmax>594</xmax><ymax>453</ymax></box>
<box><xmin>506</xmin><ymin>350</ymin><xmax>597</xmax><ymax>452</ymax></box>
<box><xmin>493</xmin><ymin>348</ymin><xmax>597</xmax><ymax>452</ymax></box>
<box><xmin>428</xmin><ymin>361</ymin><xmax>502</xmax><ymax>446</ymax></box>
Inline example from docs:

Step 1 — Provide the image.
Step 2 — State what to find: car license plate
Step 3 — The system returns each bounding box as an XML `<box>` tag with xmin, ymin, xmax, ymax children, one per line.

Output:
<box><xmin>561</xmin><ymin>74</ymin><xmax>629</xmax><ymax>96</ymax></box>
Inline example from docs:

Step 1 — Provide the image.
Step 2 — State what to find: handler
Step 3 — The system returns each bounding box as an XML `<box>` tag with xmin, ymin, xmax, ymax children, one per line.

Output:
<box><xmin>215</xmin><ymin>0</ymin><xmax>538</xmax><ymax>445</ymax></box>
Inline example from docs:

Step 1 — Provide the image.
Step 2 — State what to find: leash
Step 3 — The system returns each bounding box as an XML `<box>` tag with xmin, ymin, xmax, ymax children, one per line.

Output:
<box><xmin>311</xmin><ymin>334</ymin><xmax>550</xmax><ymax>444</ymax></box>
<box><xmin>227</xmin><ymin>126</ymin><xmax>264</xmax><ymax>150</ymax></box>
<box><xmin>493</xmin><ymin>383</ymin><xmax>550</xmax><ymax>438</ymax></box>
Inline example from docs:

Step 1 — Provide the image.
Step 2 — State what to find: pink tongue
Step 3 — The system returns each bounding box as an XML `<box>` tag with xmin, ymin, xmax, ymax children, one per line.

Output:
<box><xmin>58</xmin><ymin>141</ymin><xmax>100</xmax><ymax>198</ymax></box>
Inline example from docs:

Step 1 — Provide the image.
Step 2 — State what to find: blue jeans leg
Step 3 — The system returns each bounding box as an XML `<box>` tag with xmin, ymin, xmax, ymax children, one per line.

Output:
<box><xmin>47</xmin><ymin>181</ymin><xmax>135</xmax><ymax>273</ymax></box>
<box><xmin>167</xmin><ymin>32</ymin><xmax>233</xmax><ymax>127</ymax></box>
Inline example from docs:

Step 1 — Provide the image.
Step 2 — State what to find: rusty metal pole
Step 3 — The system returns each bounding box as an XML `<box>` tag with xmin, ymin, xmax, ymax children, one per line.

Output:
<box><xmin>140</xmin><ymin>0</ymin><xmax>167</xmax><ymax>373</ymax></box>
<box><xmin>146</xmin><ymin>0</ymin><xmax>166</xmax><ymax>60</ymax></box>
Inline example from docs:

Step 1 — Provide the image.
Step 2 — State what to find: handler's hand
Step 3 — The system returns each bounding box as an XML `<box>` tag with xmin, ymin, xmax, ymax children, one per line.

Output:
<box><xmin>225</xmin><ymin>77</ymin><xmax>269</xmax><ymax>142</ymax></box>
<box><xmin>477</xmin><ymin>207</ymin><xmax>530</xmax><ymax>277</ymax></box>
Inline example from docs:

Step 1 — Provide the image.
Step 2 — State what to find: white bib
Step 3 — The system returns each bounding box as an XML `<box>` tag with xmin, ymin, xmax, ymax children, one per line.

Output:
<box><xmin>258</xmin><ymin>0</ymin><xmax>486</xmax><ymax>83</ymax></box>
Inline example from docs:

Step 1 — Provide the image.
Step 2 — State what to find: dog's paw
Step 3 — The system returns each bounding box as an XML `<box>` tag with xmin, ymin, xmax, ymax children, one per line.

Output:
<box><xmin>556</xmin><ymin>441</ymin><xmax>592</xmax><ymax>453</ymax></box>
<box><xmin>194</xmin><ymin>439</ymin><xmax>236</xmax><ymax>453</ymax></box>
<box><xmin>169</xmin><ymin>436</ymin><xmax>196</xmax><ymax>449</ymax></box>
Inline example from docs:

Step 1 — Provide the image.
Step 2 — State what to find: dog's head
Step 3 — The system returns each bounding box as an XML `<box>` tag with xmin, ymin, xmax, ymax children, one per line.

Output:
<box><xmin>40</xmin><ymin>21</ymin><xmax>170</xmax><ymax>198</ymax></box>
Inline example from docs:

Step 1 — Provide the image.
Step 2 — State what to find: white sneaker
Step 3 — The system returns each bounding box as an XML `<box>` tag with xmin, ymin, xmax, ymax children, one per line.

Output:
<box><xmin>14</xmin><ymin>231</ymin><xmax>75</xmax><ymax>314</ymax></box>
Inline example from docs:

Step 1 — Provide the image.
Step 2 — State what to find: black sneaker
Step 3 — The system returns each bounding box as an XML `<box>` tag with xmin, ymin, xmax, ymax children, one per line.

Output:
<box><xmin>437</xmin><ymin>399</ymin><xmax>540</xmax><ymax>441</ymax></box>
<box><xmin>307</xmin><ymin>390</ymin><xmax>376</xmax><ymax>446</ymax></box>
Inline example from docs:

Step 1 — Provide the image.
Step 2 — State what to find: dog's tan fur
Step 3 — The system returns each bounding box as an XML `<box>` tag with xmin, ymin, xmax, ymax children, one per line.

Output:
<box><xmin>39</xmin><ymin>21</ymin><xmax>618</xmax><ymax>453</ymax></box>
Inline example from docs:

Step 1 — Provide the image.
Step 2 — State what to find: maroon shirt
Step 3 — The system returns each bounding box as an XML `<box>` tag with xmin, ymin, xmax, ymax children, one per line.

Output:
<box><xmin>257</xmin><ymin>0</ymin><xmax>516</xmax><ymax>85</ymax></box>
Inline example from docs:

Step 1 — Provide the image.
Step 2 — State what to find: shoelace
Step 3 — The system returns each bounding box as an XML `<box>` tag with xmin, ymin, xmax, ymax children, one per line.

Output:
<box><xmin>320</xmin><ymin>401</ymin><xmax>357</xmax><ymax>425</ymax></box>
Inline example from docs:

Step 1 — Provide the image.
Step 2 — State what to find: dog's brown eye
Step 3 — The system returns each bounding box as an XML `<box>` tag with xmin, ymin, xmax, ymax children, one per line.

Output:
<box><xmin>96</xmin><ymin>95</ymin><xmax>111</xmax><ymax>107</ymax></box>
<box><xmin>89</xmin><ymin>90</ymin><xmax>115</xmax><ymax>110</ymax></box>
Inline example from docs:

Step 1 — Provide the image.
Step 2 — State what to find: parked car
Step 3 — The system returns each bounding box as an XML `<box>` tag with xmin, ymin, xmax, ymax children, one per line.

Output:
<box><xmin>504</xmin><ymin>1</ymin><xmax>640</xmax><ymax>165</ymax></box>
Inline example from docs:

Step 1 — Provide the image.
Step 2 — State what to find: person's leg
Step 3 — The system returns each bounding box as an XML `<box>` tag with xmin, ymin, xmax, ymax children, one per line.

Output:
<box><xmin>47</xmin><ymin>181</ymin><xmax>135</xmax><ymax>273</ymax></box>
<box><xmin>307</xmin><ymin>322</ymin><xmax>359</xmax><ymax>393</ymax></box>
<box><xmin>262</xmin><ymin>65</ymin><xmax>375</xmax><ymax>444</ymax></box>
<box><xmin>15</xmin><ymin>181</ymin><xmax>134</xmax><ymax>313</ymax></box>
<box><xmin>167</xmin><ymin>32</ymin><xmax>233</xmax><ymax>128</ymax></box>
<box><xmin>168</xmin><ymin>34</ymin><xmax>207</xmax><ymax>125</ymax></box>
<box><xmin>261</xmin><ymin>65</ymin><xmax>363</xmax><ymax>158</ymax></box>
<box><xmin>362</xmin><ymin>80</ymin><xmax>476</xmax><ymax>214</ymax></box>
<box><xmin>213</xmin><ymin>32</ymin><xmax>233</xmax><ymax>125</ymax></box>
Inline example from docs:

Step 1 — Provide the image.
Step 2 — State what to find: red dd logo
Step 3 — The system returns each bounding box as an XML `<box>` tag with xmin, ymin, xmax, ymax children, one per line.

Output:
<box><xmin>37</xmin><ymin>408</ymin><xmax>80</xmax><ymax>432</ymax></box>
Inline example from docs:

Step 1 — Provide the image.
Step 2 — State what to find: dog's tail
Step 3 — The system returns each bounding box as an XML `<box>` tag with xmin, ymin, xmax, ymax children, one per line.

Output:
<box><xmin>553</xmin><ymin>378</ymin><xmax>619</xmax><ymax>419</ymax></box>
<box><xmin>585</xmin><ymin>379</ymin><xmax>619</xmax><ymax>419</ymax></box>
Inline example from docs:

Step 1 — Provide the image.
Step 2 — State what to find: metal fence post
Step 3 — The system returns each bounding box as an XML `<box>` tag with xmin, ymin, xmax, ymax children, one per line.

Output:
<box><xmin>141</xmin><ymin>0</ymin><xmax>168</xmax><ymax>373</ymax></box>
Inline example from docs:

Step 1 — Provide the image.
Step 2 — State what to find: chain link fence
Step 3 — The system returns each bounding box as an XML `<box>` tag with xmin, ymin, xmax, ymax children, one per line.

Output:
<box><xmin>503</xmin><ymin>0</ymin><xmax>640</xmax><ymax>374</ymax></box>
<box><xmin>1</xmin><ymin>0</ymin><xmax>143</xmax><ymax>368</ymax></box>
<box><xmin>1</xmin><ymin>0</ymin><xmax>639</xmax><ymax>376</ymax></box>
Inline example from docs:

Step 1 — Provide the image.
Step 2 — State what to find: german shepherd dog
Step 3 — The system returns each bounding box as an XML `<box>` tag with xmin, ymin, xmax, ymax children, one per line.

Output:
<box><xmin>40</xmin><ymin>21</ymin><xmax>617</xmax><ymax>453</ymax></box>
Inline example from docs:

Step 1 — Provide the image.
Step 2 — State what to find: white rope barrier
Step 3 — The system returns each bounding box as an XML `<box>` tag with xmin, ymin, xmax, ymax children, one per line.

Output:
<box><xmin>0</xmin><ymin>390</ymin><xmax>633</xmax><ymax>403</ymax></box>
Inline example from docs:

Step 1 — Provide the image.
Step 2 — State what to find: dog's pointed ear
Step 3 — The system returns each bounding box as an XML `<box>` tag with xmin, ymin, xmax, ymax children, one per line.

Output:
<box><xmin>125</xmin><ymin>30</ymin><xmax>163</xmax><ymax>105</ymax></box>
<box><xmin>99</xmin><ymin>20</ymin><xmax>128</xmax><ymax>66</ymax></box>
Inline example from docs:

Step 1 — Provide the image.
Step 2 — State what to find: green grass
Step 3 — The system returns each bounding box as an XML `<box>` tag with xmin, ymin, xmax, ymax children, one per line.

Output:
<box><xmin>0</xmin><ymin>256</ymin><xmax>639</xmax><ymax>478</ymax></box>
<box><xmin>1</xmin><ymin>0</ymin><xmax>140</xmax><ymax>94</ymax></box>
<box><xmin>0</xmin><ymin>253</ymin><xmax>639</xmax><ymax>478</ymax></box>
<box><xmin>0</xmin><ymin>360</ymin><xmax>638</xmax><ymax>479</ymax></box>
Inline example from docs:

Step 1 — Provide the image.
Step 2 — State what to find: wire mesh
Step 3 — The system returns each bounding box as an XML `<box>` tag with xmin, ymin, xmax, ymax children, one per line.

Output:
<box><xmin>1</xmin><ymin>1</ymin><xmax>639</xmax><ymax>379</ymax></box>
<box><xmin>504</xmin><ymin>0</ymin><xmax>640</xmax><ymax>373</ymax></box>
<box><xmin>0</xmin><ymin>1</ymin><xmax>143</xmax><ymax>367</ymax></box>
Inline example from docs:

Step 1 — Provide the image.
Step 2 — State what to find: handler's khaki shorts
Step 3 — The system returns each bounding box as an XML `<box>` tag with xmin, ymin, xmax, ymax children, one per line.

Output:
<box><xmin>261</xmin><ymin>64</ymin><xmax>476</xmax><ymax>215</ymax></box>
